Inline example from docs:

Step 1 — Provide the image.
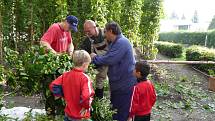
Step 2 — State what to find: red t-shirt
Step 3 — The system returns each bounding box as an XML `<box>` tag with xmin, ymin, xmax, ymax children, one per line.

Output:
<box><xmin>41</xmin><ymin>23</ymin><xmax>72</xmax><ymax>52</ymax></box>
<box><xmin>129</xmin><ymin>80</ymin><xmax>156</xmax><ymax>118</ymax></box>
<box><xmin>49</xmin><ymin>68</ymin><xmax>95</xmax><ymax>119</ymax></box>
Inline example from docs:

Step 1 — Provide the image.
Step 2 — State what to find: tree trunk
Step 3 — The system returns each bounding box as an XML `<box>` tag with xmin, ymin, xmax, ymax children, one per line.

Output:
<box><xmin>30</xmin><ymin>0</ymin><xmax>34</xmax><ymax>45</ymax></box>
<box><xmin>0</xmin><ymin>7</ymin><xmax>3</xmax><ymax>64</ymax></box>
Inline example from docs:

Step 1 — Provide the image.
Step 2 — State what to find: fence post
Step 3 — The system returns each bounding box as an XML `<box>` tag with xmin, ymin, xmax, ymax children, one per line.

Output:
<box><xmin>205</xmin><ymin>34</ymin><xmax>207</xmax><ymax>47</ymax></box>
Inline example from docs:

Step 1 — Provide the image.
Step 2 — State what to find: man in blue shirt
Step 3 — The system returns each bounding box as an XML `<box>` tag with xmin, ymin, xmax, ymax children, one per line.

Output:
<box><xmin>91</xmin><ymin>21</ymin><xmax>137</xmax><ymax>121</ymax></box>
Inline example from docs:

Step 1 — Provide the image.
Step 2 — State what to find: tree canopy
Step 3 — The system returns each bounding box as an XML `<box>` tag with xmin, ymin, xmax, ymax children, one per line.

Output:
<box><xmin>0</xmin><ymin>0</ymin><xmax>163</xmax><ymax>59</ymax></box>
<box><xmin>208</xmin><ymin>15</ymin><xmax>215</xmax><ymax>30</ymax></box>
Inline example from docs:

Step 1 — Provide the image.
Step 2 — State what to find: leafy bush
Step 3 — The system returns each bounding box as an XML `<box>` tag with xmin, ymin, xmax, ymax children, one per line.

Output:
<box><xmin>155</xmin><ymin>41</ymin><xmax>183</xmax><ymax>58</ymax></box>
<box><xmin>186</xmin><ymin>46</ymin><xmax>215</xmax><ymax>75</ymax></box>
<box><xmin>2</xmin><ymin>46</ymin><xmax>116</xmax><ymax>120</ymax></box>
<box><xmin>159</xmin><ymin>31</ymin><xmax>215</xmax><ymax>48</ymax></box>
<box><xmin>91</xmin><ymin>97</ymin><xmax>116</xmax><ymax>121</ymax></box>
<box><xmin>3</xmin><ymin>46</ymin><xmax>73</xmax><ymax>94</ymax></box>
<box><xmin>0</xmin><ymin>65</ymin><xmax>6</xmax><ymax>82</ymax></box>
<box><xmin>23</xmin><ymin>111</ymin><xmax>63</xmax><ymax>121</ymax></box>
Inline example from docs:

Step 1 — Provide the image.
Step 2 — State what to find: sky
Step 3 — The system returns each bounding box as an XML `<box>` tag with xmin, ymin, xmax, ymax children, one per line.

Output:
<box><xmin>163</xmin><ymin>0</ymin><xmax>215</xmax><ymax>22</ymax></box>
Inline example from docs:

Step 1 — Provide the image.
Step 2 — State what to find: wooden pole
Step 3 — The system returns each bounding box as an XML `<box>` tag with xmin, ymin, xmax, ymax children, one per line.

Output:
<box><xmin>0</xmin><ymin>5</ymin><xmax>3</xmax><ymax>65</ymax></box>
<box><xmin>145</xmin><ymin>60</ymin><xmax>215</xmax><ymax>64</ymax></box>
<box><xmin>30</xmin><ymin>0</ymin><xmax>34</xmax><ymax>45</ymax></box>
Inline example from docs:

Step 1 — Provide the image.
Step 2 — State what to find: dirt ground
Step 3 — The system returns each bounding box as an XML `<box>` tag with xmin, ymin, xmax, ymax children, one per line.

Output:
<box><xmin>151</xmin><ymin>54</ymin><xmax>215</xmax><ymax>121</ymax></box>
<box><xmin>2</xmin><ymin>95</ymin><xmax>44</xmax><ymax>109</ymax></box>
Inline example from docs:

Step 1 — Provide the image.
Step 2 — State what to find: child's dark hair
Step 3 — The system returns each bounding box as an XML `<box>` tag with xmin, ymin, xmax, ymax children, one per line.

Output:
<box><xmin>135</xmin><ymin>61</ymin><xmax>150</xmax><ymax>79</ymax></box>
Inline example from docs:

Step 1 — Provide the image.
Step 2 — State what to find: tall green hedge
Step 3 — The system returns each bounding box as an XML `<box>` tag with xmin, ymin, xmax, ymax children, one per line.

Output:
<box><xmin>1</xmin><ymin>0</ymin><xmax>163</xmax><ymax>59</ymax></box>
<box><xmin>186</xmin><ymin>46</ymin><xmax>215</xmax><ymax>75</ymax></box>
<box><xmin>159</xmin><ymin>31</ymin><xmax>215</xmax><ymax>48</ymax></box>
<box><xmin>206</xmin><ymin>30</ymin><xmax>215</xmax><ymax>48</ymax></box>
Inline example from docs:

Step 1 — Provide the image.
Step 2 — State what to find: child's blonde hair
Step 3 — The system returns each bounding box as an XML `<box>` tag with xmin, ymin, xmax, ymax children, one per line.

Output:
<box><xmin>72</xmin><ymin>50</ymin><xmax>91</xmax><ymax>67</ymax></box>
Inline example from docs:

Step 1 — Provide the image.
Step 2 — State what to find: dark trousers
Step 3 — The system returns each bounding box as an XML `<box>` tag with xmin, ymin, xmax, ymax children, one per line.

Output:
<box><xmin>41</xmin><ymin>75</ymin><xmax>65</xmax><ymax>116</ymax></box>
<box><xmin>134</xmin><ymin>114</ymin><xmax>150</xmax><ymax>121</ymax></box>
<box><xmin>110</xmin><ymin>87</ymin><xmax>133</xmax><ymax>121</ymax></box>
<box><xmin>45</xmin><ymin>94</ymin><xmax>65</xmax><ymax>116</ymax></box>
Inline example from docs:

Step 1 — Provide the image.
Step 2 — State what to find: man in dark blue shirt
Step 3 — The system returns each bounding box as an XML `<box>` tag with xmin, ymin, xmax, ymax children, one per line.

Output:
<box><xmin>91</xmin><ymin>21</ymin><xmax>137</xmax><ymax>121</ymax></box>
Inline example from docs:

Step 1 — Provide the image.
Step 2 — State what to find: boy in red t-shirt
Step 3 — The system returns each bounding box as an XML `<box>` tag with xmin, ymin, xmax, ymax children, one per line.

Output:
<box><xmin>49</xmin><ymin>50</ymin><xmax>94</xmax><ymax>121</ymax></box>
<box><xmin>128</xmin><ymin>62</ymin><xmax>156</xmax><ymax>121</ymax></box>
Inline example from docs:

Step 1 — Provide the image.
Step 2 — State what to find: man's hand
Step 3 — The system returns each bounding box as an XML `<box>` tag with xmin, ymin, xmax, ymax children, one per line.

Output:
<box><xmin>127</xmin><ymin>117</ymin><xmax>133</xmax><ymax>121</ymax></box>
<box><xmin>68</xmin><ymin>43</ymin><xmax>74</xmax><ymax>57</ymax></box>
<box><xmin>90</xmin><ymin>53</ymin><xmax>97</xmax><ymax>59</ymax></box>
<box><xmin>40</xmin><ymin>40</ymin><xmax>58</xmax><ymax>54</ymax></box>
<box><xmin>69</xmin><ymin>51</ymin><xmax>73</xmax><ymax>57</ymax></box>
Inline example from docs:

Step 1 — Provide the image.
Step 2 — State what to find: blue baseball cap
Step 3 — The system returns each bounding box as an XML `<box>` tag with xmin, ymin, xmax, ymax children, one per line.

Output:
<box><xmin>66</xmin><ymin>15</ymin><xmax>78</xmax><ymax>32</ymax></box>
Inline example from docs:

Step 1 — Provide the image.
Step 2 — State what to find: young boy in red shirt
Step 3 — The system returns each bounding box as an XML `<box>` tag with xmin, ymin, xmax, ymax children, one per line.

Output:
<box><xmin>49</xmin><ymin>50</ymin><xmax>94</xmax><ymax>121</ymax></box>
<box><xmin>128</xmin><ymin>61</ymin><xmax>156</xmax><ymax>121</ymax></box>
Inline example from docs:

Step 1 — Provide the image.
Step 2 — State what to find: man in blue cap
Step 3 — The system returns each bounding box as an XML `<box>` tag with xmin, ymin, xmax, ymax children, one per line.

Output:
<box><xmin>41</xmin><ymin>15</ymin><xmax>78</xmax><ymax>56</ymax></box>
<box><xmin>40</xmin><ymin>15</ymin><xmax>78</xmax><ymax>117</ymax></box>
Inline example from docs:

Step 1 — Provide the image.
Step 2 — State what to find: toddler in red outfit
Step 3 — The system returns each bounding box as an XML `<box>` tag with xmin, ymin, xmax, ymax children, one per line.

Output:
<box><xmin>128</xmin><ymin>61</ymin><xmax>156</xmax><ymax>121</ymax></box>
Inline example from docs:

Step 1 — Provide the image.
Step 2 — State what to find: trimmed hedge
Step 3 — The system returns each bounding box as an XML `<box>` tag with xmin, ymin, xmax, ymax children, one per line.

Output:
<box><xmin>159</xmin><ymin>31</ymin><xmax>215</xmax><ymax>48</ymax></box>
<box><xmin>206</xmin><ymin>30</ymin><xmax>215</xmax><ymax>48</ymax></box>
<box><xmin>155</xmin><ymin>41</ymin><xmax>183</xmax><ymax>58</ymax></box>
<box><xmin>186</xmin><ymin>46</ymin><xmax>215</xmax><ymax>75</ymax></box>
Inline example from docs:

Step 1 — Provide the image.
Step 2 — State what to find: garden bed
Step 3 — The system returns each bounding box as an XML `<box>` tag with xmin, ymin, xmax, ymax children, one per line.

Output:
<box><xmin>151</xmin><ymin>54</ymin><xmax>215</xmax><ymax>120</ymax></box>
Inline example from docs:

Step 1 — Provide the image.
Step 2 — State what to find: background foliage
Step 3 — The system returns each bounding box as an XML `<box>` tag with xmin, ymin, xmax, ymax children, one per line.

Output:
<box><xmin>0</xmin><ymin>0</ymin><xmax>163</xmax><ymax>59</ymax></box>
<box><xmin>0</xmin><ymin>0</ymin><xmax>163</xmax><ymax>119</ymax></box>
<box><xmin>208</xmin><ymin>15</ymin><xmax>215</xmax><ymax>30</ymax></box>
<box><xmin>0</xmin><ymin>0</ymin><xmax>164</xmax><ymax>95</ymax></box>
<box><xmin>159</xmin><ymin>31</ymin><xmax>215</xmax><ymax>48</ymax></box>
<box><xmin>155</xmin><ymin>41</ymin><xmax>183</xmax><ymax>58</ymax></box>
<box><xmin>186</xmin><ymin>46</ymin><xmax>215</xmax><ymax>75</ymax></box>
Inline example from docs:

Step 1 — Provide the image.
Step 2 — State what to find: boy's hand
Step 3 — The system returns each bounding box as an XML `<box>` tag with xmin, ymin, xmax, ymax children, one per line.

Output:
<box><xmin>54</xmin><ymin>96</ymin><xmax>60</xmax><ymax>100</ymax></box>
<box><xmin>80</xmin><ymin>108</ymin><xmax>87</xmax><ymax>117</ymax></box>
<box><xmin>127</xmin><ymin>117</ymin><xmax>132</xmax><ymax>121</ymax></box>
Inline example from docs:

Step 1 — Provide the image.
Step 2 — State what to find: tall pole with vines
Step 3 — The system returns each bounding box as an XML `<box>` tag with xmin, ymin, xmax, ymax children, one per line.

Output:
<box><xmin>0</xmin><ymin>0</ymin><xmax>3</xmax><ymax>64</ymax></box>
<box><xmin>89</xmin><ymin>0</ymin><xmax>107</xmax><ymax>27</ymax></box>
<box><xmin>139</xmin><ymin>0</ymin><xmax>163</xmax><ymax>59</ymax></box>
<box><xmin>106</xmin><ymin>0</ymin><xmax>122</xmax><ymax>23</ymax></box>
<box><xmin>120</xmin><ymin>0</ymin><xmax>143</xmax><ymax>45</ymax></box>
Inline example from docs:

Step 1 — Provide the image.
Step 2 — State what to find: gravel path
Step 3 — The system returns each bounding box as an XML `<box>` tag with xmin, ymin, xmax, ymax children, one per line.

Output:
<box><xmin>152</xmin><ymin>54</ymin><xmax>215</xmax><ymax>121</ymax></box>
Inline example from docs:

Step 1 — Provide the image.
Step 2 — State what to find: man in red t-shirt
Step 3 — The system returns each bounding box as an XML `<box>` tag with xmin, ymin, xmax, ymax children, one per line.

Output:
<box><xmin>40</xmin><ymin>15</ymin><xmax>78</xmax><ymax>56</ymax></box>
<box><xmin>40</xmin><ymin>15</ymin><xmax>78</xmax><ymax>117</ymax></box>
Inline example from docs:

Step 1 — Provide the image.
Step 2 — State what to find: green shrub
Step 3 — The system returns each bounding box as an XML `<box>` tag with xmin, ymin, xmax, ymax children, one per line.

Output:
<box><xmin>207</xmin><ymin>30</ymin><xmax>215</xmax><ymax>48</ymax></box>
<box><xmin>159</xmin><ymin>31</ymin><xmax>215</xmax><ymax>48</ymax></box>
<box><xmin>0</xmin><ymin>65</ymin><xmax>6</xmax><ymax>82</ymax></box>
<box><xmin>186</xmin><ymin>46</ymin><xmax>215</xmax><ymax>75</ymax></box>
<box><xmin>3</xmin><ymin>46</ymin><xmax>73</xmax><ymax>94</ymax></box>
<box><xmin>155</xmin><ymin>41</ymin><xmax>183</xmax><ymax>58</ymax></box>
<box><xmin>91</xmin><ymin>97</ymin><xmax>116</xmax><ymax>121</ymax></box>
<box><xmin>2</xmin><ymin>46</ymin><xmax>115</xmax><ymax>120</ymax></box>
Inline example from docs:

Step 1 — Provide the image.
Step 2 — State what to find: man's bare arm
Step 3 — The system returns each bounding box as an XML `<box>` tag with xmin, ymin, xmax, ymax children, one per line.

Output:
<box><xmin>40</xmin><ymin>40</ymin><xmax>57</xmax><ymax>54</ymax></box>
<box><xmin>68</xmin><ymin>42</ymin><xmax>74</xmax><ymax>56</ymax></box>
